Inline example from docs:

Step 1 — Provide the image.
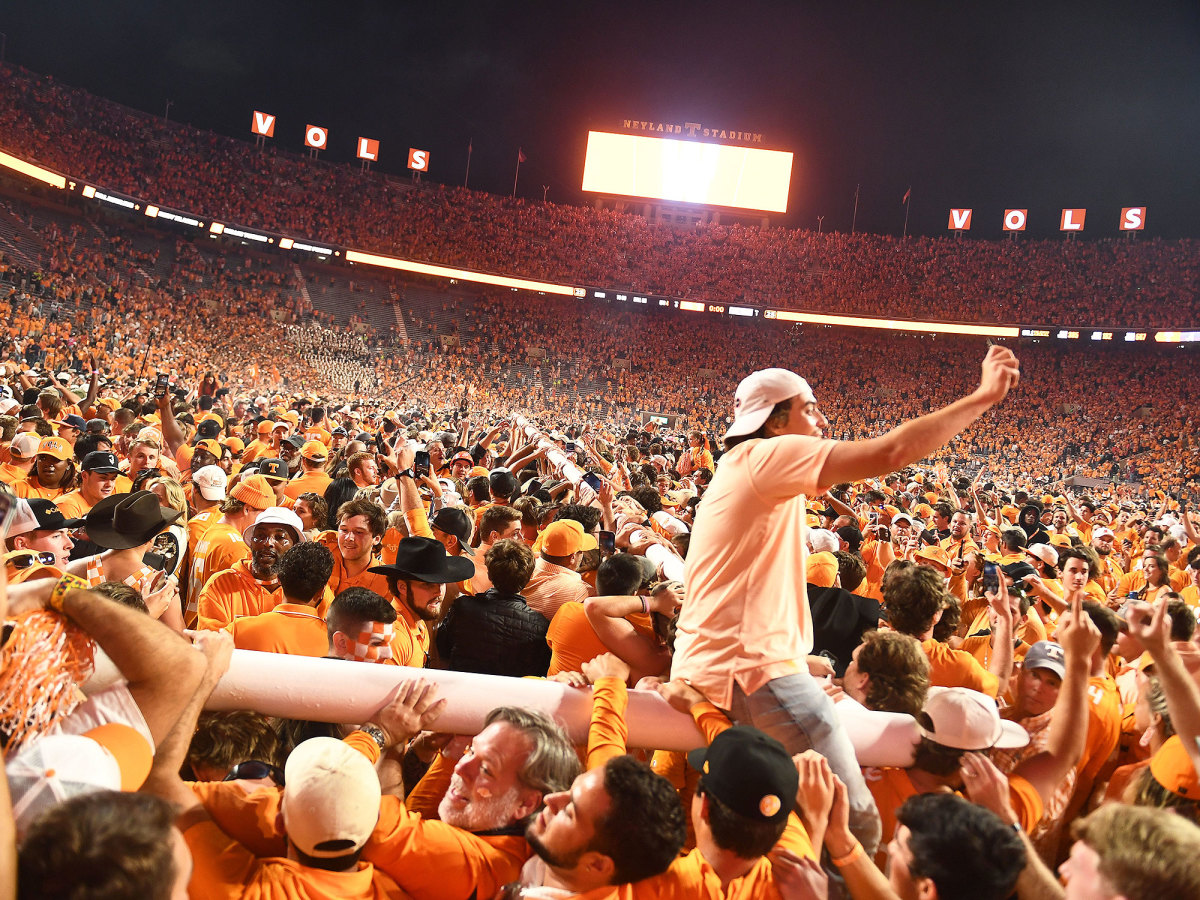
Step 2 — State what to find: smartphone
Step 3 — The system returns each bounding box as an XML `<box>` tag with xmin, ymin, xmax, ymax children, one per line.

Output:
<box><xmin>582</xmin><ymin>471</ymin><xmax>603</xmax><ymax>492</ymax></box>
<box><xmin>598</xmin><ymin>530</ymin><xmax>616</xmax><ymax>555</ymax></box>
<box><xmin>982</xmin><ymin>561</ymin><xmax>1000</xmax><ymax>595</ymax></box>
<box><xmin>154</xmin><ymin>373</ymin><xmax>170</xmax><ymax>398</ymax></box>
<box><xmin>414</xmin><ymin>450</ymin><xmax>431</xmax><ymax>477</ymax></box>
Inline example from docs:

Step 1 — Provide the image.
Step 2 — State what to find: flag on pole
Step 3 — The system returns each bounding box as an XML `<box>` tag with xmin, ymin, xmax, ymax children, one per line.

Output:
<box><xmin>468</xmin><ymin>138</ymin><xmax>472</xmax><ymax>154</ymax></box>
<box><xmin>518</xmin><ymin>148</ymin><xmax>527</xmax><ymax>164</ymax></box>
<box><xmin>901</xmin><ymin>187</ymin><xmax>911</xmax><ymax>205</ymax></box>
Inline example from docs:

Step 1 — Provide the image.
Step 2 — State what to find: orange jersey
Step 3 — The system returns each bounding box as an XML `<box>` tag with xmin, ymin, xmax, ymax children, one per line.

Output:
<box><xmin>188</xmin><ymin>522</ymin><xmax>249</xmax><ymax>626</ymax></box>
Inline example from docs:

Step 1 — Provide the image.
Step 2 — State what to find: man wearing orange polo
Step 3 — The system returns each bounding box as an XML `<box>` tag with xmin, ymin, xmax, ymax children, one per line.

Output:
<box><xmin>186</xmin><ymin>474</ymin><xmax>274</xmax><ymax>627</ymax></box>
<box><xmin>227</xmin><ymin>540</ymin><xmax>333</xmax><ymax>655</ymax></box>
<box><xmin>283</xmin><ymin>441</ymin><xmax>331</xmax><ymax>501</ymax></box>
<box><xmin>0</xmin><ymin>432</ymin><xmax>40</xmax><ymax>486</ymax></box>
<box><xmin>12</xmin><ymin>436</ymin><xmax>74</xmax><ymax>501</ymax></box>
<box><xmin>198</xmin><ymin>507</ymin><xmax>306</xmax><ymax>631</ymax></box>
<box><xmin>56</xmin><ymin>451</ymin><xmax>121</xmax><ymax>519</ymax></box>
<box><xmin>316</xmin><ymin>497</ymin><xmax>392</xmax><ymax>598</ymax></box>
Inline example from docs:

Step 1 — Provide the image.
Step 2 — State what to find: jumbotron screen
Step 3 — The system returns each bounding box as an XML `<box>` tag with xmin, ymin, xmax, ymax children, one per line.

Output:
<box><xmin>581</xmin><ymin>131</ymin><xmax>793</xmax><ymax>213</ymax></box>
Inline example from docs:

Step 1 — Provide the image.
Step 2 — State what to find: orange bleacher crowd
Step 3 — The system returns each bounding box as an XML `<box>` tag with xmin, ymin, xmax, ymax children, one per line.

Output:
<box><xmin>2</xmin><ymin>62</ymin><xmax>1200</xmax><ymax>329</ymax></box>
<box><xmin>1</xmin><ymin>61</ymin><xmax>1200</xmax><ymax>900</ymax></box>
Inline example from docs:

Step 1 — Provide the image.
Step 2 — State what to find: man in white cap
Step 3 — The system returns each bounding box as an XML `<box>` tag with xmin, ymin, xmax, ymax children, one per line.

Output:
<box><xmin>0</xmin><ymin>432</ymin><xmax>41</xmax><ymax>486</ymax></box>
<box><xmin>672</xmin><ymin>345</ymin><xmax>1020</xmax><ymax>855</ymax></box>
<box><xmin>195</xmin><ymin>506</ymin><xmax>306</xmax><ymax>630</ymax></box>
<box><xmin>136</xmin><ymin>634</ymin><xmax>405</xmax><ymax>897</ymax></box>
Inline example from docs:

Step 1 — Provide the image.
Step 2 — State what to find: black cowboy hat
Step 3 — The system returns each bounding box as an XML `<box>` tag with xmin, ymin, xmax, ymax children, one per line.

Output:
<box><xmin>369</xmin><ymin>536</ymin><xmax>474</xmax><ymax>584</ymax></box>
<box><xmin>85</xmin><ymin>491</ymin><xmax>183</xmax><ymax>550</ymax></box>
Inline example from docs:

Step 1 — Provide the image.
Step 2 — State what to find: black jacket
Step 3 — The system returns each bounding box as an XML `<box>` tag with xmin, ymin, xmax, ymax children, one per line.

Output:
<box><xmin>436</xmin><ymin>588</ymin><xmax>552</xmax><ymax>677</ymax></box>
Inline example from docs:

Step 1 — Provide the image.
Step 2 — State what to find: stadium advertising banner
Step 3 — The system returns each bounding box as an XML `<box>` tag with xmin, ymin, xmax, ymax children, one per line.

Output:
<box><xmin>949</xmin><ymin>207</ymin><xmax>1146</xmax><ymax>233</ymax></box>
<box><xmin>250</xmin><ymin>111</ymin><xmax>276</xmax><ymax>138</ymax></box>
<box><xmin>357</xmin><ymin>138</ymin><xmax>380</xmax><ymax>161</ymax></box>
<box><xmin>407</xmin><ymin>148</ymin><xmax>430</xmax><ymax>171</ymax></box>
<box><xmin>581</xmin><ymin>131</ymin><xmax>793</xmax><ymax>214</ymax></box>
<box><xmin>304</xmin><ymin>125</ymin><xmax>329</xmax><ymax>149</ymax></box>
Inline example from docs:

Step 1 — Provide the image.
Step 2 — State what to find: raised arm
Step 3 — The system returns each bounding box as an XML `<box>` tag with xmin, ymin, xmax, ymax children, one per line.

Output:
<box><xmin>820</xmin><ymin>346</ymin><xmax>1019</xmax><ymax>486</ymax></box>
<box><xmin>1128</xmin><ymin>598</ymin><xmax>1200</xmax><ymax>774</ymax></box>
<box><xmin>140</xmin><ymin>631</ymin><xmax>233</xmax><ymax>813</ymax></box>
<box><xmin>1012</xmin><ymin>593</ymin><xmax>1099</xmax><ymax>805</ymax></box>
<box><xmin>156</xmin><ymin>394</ymin><xmax>186</xmax><ymax>457</ymax></box>
<box><xmin>10</xmin><ymin>578</ymin><xmax>205</xmax><ymax>748</ymax></box>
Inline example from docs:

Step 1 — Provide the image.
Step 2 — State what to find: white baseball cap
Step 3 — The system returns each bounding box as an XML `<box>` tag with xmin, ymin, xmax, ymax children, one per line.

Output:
<box><xmin>724</xmin><ymin>368</ymin><xmax>815</xmax><ymax>441</ymax></box>
<box><xmin>192</xmin><ymin>465</ymin><xmax>228</xmax><ymax>502</ymax></box>
<box><xmin>919</xmin><ymin>687</ymin><xmax>1029</xmax><ymax>750</ymax></box>
<box><xmin>281</xmin><ymin>737</ymin><xmax>381</xmax><ymax>858</ymax></box>
<box><xmin>242</xmin><ymin>507</ymin><xmax>308</xmax><ymax>544</ymax></box>
<box><xmin>1026</xmin><ymin>543</ymin><xmax>1059</xmax><ymax>567</ymax></box>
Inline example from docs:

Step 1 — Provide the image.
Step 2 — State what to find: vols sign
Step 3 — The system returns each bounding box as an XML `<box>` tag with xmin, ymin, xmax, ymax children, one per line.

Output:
<box><xmin>357</xmin><ymin>138</ymin><xmax>380</xmax><ymax>161</ymax></box>
<box><xmin>250</xmin><ymin>111</ymin><xmax>276</xmax><ymax>138</ymax></box>
<box><xmin>304</xmin><ymin>125</ymin><xmax>328</xmax><ymax>150</ymax></box>
<box><xmin>1060</xmin><ymin>209</ymin><xmax>1086</xmax><ymax>232</ymax></box>
<box><xmin>1120</xmin><ymin>207</ymin><xmax>1146</xmax><ymax>231</ymax></box>
<box><xmin>408</xmin><ymin>148</ymin><xmax>430</xmax><ymax>172</ymax></box>
<box><xmin>947</xmin><ymin>209</ymin><xmax>972</xmax><ymax>231</ymax></box>
<box><xmin>1002</xmin><ymin>209</ymin><xmax>1028</xmax><ymax>232</ymax></box>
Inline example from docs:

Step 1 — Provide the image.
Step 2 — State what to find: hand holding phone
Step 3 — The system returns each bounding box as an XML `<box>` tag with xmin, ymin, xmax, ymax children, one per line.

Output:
<box><xmin>154</xmin><ymin>373</ymin><xmax>170</xmax><ymax>398</ymax></box>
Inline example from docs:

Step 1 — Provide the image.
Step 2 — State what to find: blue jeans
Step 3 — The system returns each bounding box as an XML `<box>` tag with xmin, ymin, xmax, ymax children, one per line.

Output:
<box><xmin>728</xmin><ymin>673</ymin><xmax>882</xmax><ymax>858</ymax></box>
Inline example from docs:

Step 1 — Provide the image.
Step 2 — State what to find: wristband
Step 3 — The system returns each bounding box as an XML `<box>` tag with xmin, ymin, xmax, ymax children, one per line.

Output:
<box><xmin>831</xmin><ymin>841</ymin><xmax>864</xmax><ymax>868</ymax></box>
<box><xmin>640</xmin><ymin>596</ymin><xmax>649</xmax><ymax>614</ymax></box>
<box><xmin>49</xmin><ymin>574</ymin><xmax>89</xmax><ymax>614</ymax></box>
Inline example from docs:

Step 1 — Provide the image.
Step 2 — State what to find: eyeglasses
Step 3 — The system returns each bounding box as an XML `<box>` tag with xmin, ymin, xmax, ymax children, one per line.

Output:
<box><xmin>223</xmin><ymin>760</ymin><xmax>285</xmax><ymax>785</ymax></box>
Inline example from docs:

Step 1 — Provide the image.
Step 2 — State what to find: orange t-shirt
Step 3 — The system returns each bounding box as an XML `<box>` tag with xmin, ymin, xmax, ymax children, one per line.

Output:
<box><xmin>546</xmin><ymin>603</ymin><xmax>655</xmax><ymax>677</ymax></box>
<box><xmin>283</xmin><ymin>470</ymin><xmax>332</xmax><ymax>502</ymax></box>
<box><xmin>55</xmin><ymin>490</ymin><xmax>97</xmax><ymax>520</ymax></box>
<box><xmin>673</xmin><ymin>434</ymin><xmax>836</xmax><ymax>709</ymax></box>
<box><xmin>11</xmin><ymin>478</ymin><xmax>67</xmax><ymax>502</ymax></box>
<box><xmin>921</xmin><ymin>638</ymin><xmax>1000</xmax><ymax>697</ymax></box>
<box><xmin>184</xmin><ymin>818</ymin><xmax>403</xmax><ymax>900</ymax></box>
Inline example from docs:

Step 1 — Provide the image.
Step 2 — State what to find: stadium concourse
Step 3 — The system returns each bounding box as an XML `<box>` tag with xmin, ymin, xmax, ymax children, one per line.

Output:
<box><xmin>0</xmin><ymin>64</ymin><xmax>1199</xmax><ymax>900</ymax></box>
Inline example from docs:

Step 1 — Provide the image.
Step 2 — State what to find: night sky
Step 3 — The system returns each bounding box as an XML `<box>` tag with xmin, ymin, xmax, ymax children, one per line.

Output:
<box><xmin>4</xmin><ymin>1</ymin><xmax>1199</xmax><ymax>238</ymax></box>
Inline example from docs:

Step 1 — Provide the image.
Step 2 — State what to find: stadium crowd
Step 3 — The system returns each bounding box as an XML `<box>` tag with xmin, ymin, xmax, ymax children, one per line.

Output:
<box><xmin>0</xmin><ymin>335</ymin><xmax>1197</xmax><ymax>898</ymax></box>
<box><xmin>1</xmin><ymin>62</ymin><xmax>1200</xmax><ymax>900</ymax></box>
<box><xmin>2</xmin><ymin>63</ymin><xmax>1200</xmax><ymax>328</ymax></box>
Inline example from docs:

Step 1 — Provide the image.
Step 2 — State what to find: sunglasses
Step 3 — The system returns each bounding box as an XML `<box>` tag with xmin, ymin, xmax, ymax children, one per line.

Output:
<box><xmin>11</xmin><ymin>551</ymin><xmax>56</xmax><ymax>569</ymax></box>
<box><xmin>222</xmin><ymin>760</ymin><xmax>285</xmax><ymax>786</ymax></box>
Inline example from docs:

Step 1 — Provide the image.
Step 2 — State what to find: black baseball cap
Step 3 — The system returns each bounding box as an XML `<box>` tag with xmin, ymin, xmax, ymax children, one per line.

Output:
<box><xmin>8</xmin><ymin>498</ymin><xmax>84</xmax><ymax>537</ymax></box>
<box><xmin>257</xmin><ymin>458</ymin><xmax>288</xmax><ymax>481</ymax></box>
<box><xmin>196</xmin><ymin>419</ymin><xmax>222</xmax><ymax>439</ymax></box>
<box><xmin>81</xmin><ymin>451</ymin><xmax>121</xmax><ymax>474</ymax></box>
<box><xmin>430</xmin><ymin>508</ymin><xmax>475</xmax><ymax>556</ymax></box>
<box><xmin>688</xmin><ymin>726</ymin><xmax>797</xmax><ymax>824</ymax></box>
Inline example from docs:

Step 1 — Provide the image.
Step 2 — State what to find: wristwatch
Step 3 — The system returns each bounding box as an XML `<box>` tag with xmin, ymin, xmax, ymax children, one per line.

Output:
<box><xmin>360</xmin><ymin>723</ymin><xmax>389</xmax><ymax>752</ymax></box>
<box><xmin>397</xmin><ymin>468</ymin><xmax>416</xmax><ymax>480</ymax></box>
